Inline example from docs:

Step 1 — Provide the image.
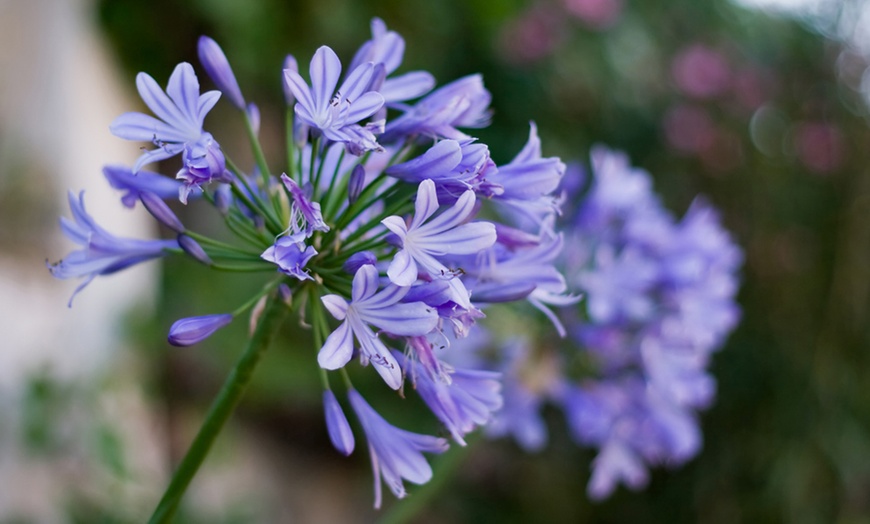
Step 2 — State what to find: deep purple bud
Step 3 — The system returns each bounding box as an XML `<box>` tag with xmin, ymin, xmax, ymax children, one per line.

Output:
<box><xmin>343</xmin><ymin>251</ymin><xmax>377</xmax><ymax>274</ymax></box>
<box><xmin>140</xmin><ymin>191</ymin><xmax>185</xmax><ymax>233</ymax></box>
<box><xmin>283</xmin><ymin>54</ymin><xmax>299</xmax><ymax>106</ymax></box>
<box><xmin>168</xmin><ymin>313</ymin><xmax>233</xmax><ymax>346</ymax></box>
<box><xmin>323</xmin><ymin>390</ymin><xmax>355</xmax><ymax>456</ymax></box>
<box><xmin>348</xmin><ymin>164</ymin><xmax>366</xmax><ymax>204</ymax></box>
<box><xmin>198</xmin><ymin>36</ymin><xmax>245</xmax><ymax>109</ymax></box>
<box><xmin>247</xmin><ymin>103</ymin><xmax>260</xmax><ymax>136</ymax></box>
<box><xmin>178</xmin><ymin>234</ymin><xmax>213</xmax><ymax>265</ymax></box>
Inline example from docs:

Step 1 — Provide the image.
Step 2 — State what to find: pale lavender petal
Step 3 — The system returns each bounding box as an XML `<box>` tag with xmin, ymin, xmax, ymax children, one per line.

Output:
<box><xmin>345</xmin><ymin>91</ymin><xmax>385</xmax><ymax>123</ymax></box>
<box><xmin>361</xmin><ymin>301</ymin><xmax>438</xmax><ymax>337</ymax></box>
<box><xmin>283</xmin><ymin>68</ymin><xmax>315</xmax><ymax>112</ymax></box>
<box><xmin>338</xmin><ymin>62</ymin><xmax>375</xmax><ymax>104</ymax></box>
<box><xmin>418</xmin><ymin>189</ymin><xmax>475</xmax><ymax>234</ymax></box>
<box><xmin>321</xmin><ymin>294</ymin><xmax>349</xmax><ymax>320</ymax></box>
<box><xmin>411</xmin><ymin>179</ymin><xmax>440</xmax><ymax>229</ymax></box>
<box><xmin>318</xmin><ymin>320</ymin><xmax>354</xmax><ymax>369</ymax></box>
<box><xmin>381</xmin><ymin>216</ymin><xmax>408</xmax><ymax>238</ymax></box>
<box><xmin>352</xmin><ymin>264</ymin><xmax>381</xmax><ymax>303</ymax></box>
<box><xmin>109</xmin><ymin>112</ymin><xmax>191</xmax><ymax>143</ymax></box>
<box><xmin>381</xmin><ymin>71</ymin><xmax>435</xmax><ymax>103</ymax></box>
<box><xmin>387</xmin><ymin>249</ymin><xmax>417</xmax><ymax>286</ymax></box>
<box><xmin>310</xmin><ymin>46</ymin><xmax>342</xmax><ymax>110</ymax></box>
<box><xmin>386</xmin><ymin>140</ymin><xmax>462</xmax><ymax>182</ymax></box>
<box><xmin>196</xmin><ymin>91</ymin><xmax>222</xmax><ymax>124</ymax></box>
<box><xmin>135</xmin><ymin>71</ymin><xmax>192</xmax><ymax>135</ymax></box>
<box><xmin>166</xmin><ymin>62</ymin><xmax>202</xmax><ymax>126</ymax></box>
<box><xmin>415</xmin><ymin>222</ymin><xmax>496</xmax><ymax>255</ymax></box>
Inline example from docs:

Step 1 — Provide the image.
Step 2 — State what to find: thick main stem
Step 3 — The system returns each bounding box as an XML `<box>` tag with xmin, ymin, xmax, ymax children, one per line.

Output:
<box><xmin>149</xmin><ymin>294</ymin><xmax>287</xmax><ymax>523</ymax></box>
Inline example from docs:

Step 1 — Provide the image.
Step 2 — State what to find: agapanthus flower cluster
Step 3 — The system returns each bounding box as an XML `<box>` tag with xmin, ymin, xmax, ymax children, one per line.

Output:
<box><xmin>48</xmin><ymin>18</ymin><xmax>572</xmax><ymax>508</ymax></box>
<box><xmin>456</xmin><ymin>145</ymin><xmax>742</xmax><ymax>499</ymax></box>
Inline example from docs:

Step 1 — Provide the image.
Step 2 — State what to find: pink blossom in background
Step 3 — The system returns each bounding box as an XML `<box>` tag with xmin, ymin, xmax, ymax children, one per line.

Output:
<box><xmin>671</xmin><ymin>44</ymin><xmax>731</xmax><ymax>99</ymax></box>
<box><xmin>499</xmin><ymin>6</ymin><xmax>567</xmax><ymax>64</ymax></box>
<box><xmin>663</xmin><ymin>104</ymin><xmax>717</xmax><ymax>154</ymax></box>
<box><xmin>562</xmin><ymin>0</ymin><xmax>624</xmax><ymax>29</ymax></box>
<box><xmin>793</xmin><ymin>122</ymin><xmax>845</xmax><ymax>174</ymax></box>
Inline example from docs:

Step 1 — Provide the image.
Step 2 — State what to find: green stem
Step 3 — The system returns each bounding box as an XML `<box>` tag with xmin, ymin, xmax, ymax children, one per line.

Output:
<box><xmin>148</xmin><ymin>294</ymin><xmax>288</xmax><ymax>523</ymax></box>
<box><xmin>377</xmin><ymin>435</ymin><xmax>478</xmax><ymax>524</ymax></box>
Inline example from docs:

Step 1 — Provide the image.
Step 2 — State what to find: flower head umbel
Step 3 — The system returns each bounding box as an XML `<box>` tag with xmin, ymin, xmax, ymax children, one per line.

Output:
<box><xmin>44</xmin><ymin>18</ymin><xmax>655</xmax><ymax>510</ymax></box>
<box><xmin>110</xmin><ymin>62</ymin><xmax>228</xmax><ymax>203</ymax></box>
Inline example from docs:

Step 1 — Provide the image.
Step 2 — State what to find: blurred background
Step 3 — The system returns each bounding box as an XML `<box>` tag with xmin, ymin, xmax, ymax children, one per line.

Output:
<box><xmin>2</xmin><ymin>0</ymin><xmax>870</xmax><ymax>522</ymax></box>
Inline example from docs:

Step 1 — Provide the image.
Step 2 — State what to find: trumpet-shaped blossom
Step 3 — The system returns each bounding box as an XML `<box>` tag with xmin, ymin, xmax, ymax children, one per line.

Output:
<box><xmin>48</xmin><ymin>191</ymin><xmax>178</xmax><ymax>305</ymax></box>
<box><xmin>103</xmin><ymin>165</ymin><xmax>184</xmax><ymax>208</ymax></box>
<box><xmin>348</xmin><ymin>389</ymin><xmax>449</xmax><ymax>509</ymax></box>
<box><xmin>382</xmin><ymin>179</ymin><xmax>497</xmax><ymax>309</ymax></box>
<box><xmin>401</xmin><ymin>350</ymin><xmax>502</xmax><ymax>445</ymax></box>
<box><xmin>318</xmin><ymin>264</ymin><xmax>439</xmax><ymax>389</ymax></box>
<box><xmin>109</xmin><ymin>62</ymin><xmax>228</xmax><ymax>203</ymax></box>
<box><xmin>382</xmin><ymin>74</ymin><xmax>492</xmax><ymax>142</ymax></box>
<box><xmin>283</xmin><ymin>46</ymin><xmax>385</xmax><ymax>154</ymax></box>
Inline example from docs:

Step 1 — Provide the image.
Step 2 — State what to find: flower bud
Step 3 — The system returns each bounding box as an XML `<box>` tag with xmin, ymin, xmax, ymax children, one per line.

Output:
<box><xmin>178</xmin><ymin>234</ymin><xmax>213</xmax><ymax>265</ymax></box>
<box><xmin>168</xmin><ymin>314</ymin><xmax>233</xmax><ymax>346</ymax></box>
<box><xmin>198</xmin><ymin>36</ymin><xmax>245</xmax><ymax>109</ymax></box>
<box><xmin>323</xmin><ymin>390</ymin><xmax>355</xmax><ymax>456</ymax></box>
<box><xmin>348</xmin><ymin>164</ymin><xmax>366</xmax><ymax>205</ymax></box>
<box><xmin>140</xmin><ymin>191</ymin><xmax>185</xmax><ymax>233</ymax></box>
<box><xmin>342</xmin><ymin>251</ymin><xmax>377</xmax><ymax>274</ymax></box>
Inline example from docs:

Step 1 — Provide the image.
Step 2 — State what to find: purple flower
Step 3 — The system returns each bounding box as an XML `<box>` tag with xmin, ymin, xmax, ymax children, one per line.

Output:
<box><xmin>198</xmin><ymin>36</ymin><xmax>245</xmax><ymax>110</ymax></box>
<box><xmin>402</xmin><ymin>350</ymin><xmax>502</xmax><ymax>445</ymax></box>
<box><xmin>323</xmin><ymin>390</ymin><xmax>355</xmax><ymax>456</ymax></box>
<box><xmin>349</xmin><ymin>18</ymin><xmax>435</xmax><ymax>105</ymax></box>
<box><xmin>318</xmin><ymin>264</ymin><xmax>438</xmax><ymax>389</ymax></box>
<box><xmin>48</xmin><ymin>191</ymin><xmax>178</xmax><ymax>306</ymax></box>
<box><xmin>283</xmin><ymin>46</ymin><xmax>385</xmax><ymax>154</ymax></box>
<box><xmin>382</xmin><ymin>75</ymin><xmax>492</xmax><ymax>142</ymax></box>
<box><xmin>261</xmin><ymin>233</ymin><xmax>317</xmax><ymax>281</ymax></box>
<box><xmin>385</xmin><ymin>140</ymin><xmax>500</xmax><ymax>200</ymax></box>
<box><xmin>381</xmin><ymin>179</ymin><xmax>496</xmax><ymax>309</ymax></box>
<box><xmin>347</xmin><ymin>389</ymin><xmax>449</xmax><ymax>508</ymax></box>
<box><xmin>168</xmin><ymin>313</ymin><xmax>233</xmax><ymax>346</ymax></box>
<box><xmin>495</xmin><ymin>122</ymin><xmax>565</xmax><ymax>202</ymax></box>
<box><xmin>492</xmin><ymin>122</ymin><xmax>565</xmax><ymax>228</ymax></box>
<box><xmin>587</xmin><ymin>440</ymin><xmax>649</xmax><ymax>500</ymax></box>
<box><xmin>281</xmin><ymin>174</ymin><xmax>329</xmax><ymax>235</ymax></box>
<box><xmin>110</xmin><ymin>63</ymin><xmax>228</xmax><ymax>203</ymax></box>
<box><xmin>103</xmin><ymin>165</ymin><xmax>184</xmax><ymax>208</ymax></box>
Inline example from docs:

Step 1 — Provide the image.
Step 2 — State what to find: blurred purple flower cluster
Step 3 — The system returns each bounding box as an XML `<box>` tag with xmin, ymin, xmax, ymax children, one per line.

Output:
<box><xmin>444</xmin><ymin>146</ymin><xmax>742</xmax><ymax>499</ymax></box>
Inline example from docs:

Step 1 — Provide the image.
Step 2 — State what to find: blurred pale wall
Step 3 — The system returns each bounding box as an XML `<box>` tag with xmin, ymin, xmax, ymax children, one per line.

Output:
<box><xmin>0</xmin><ymin>0</ymin><xmax>164</xmax><ymax>519</ymax></box>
